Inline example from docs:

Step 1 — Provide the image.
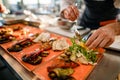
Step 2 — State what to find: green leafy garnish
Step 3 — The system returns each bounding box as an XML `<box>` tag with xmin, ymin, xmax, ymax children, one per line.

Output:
<box><xmin>68</xmin><ymin>38</ymin><xmax>97</xmax><ymax>63</ymax></box>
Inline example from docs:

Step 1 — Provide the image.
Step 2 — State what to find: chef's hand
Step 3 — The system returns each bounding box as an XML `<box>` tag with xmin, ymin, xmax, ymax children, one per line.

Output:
<box><xmin>61</xmin><ymin>5</ymin><xmax>79</xmax><ymax>21</ymax></box>
<box><xmin>85</xmin><ymin>24</ymin><xmax>116</xmax><ymax>49</ymax></box>
<box><xmin>0</xmin><ymin>3</ymin><xmax>6</xmax><ymax>13</ymax></box>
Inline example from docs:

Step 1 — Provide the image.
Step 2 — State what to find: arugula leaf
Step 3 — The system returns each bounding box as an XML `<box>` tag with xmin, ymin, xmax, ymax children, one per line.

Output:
<box><xmin>69</xmin><ymin>38</ymin><xmax>97</xmax><ymax>63</ymax></box>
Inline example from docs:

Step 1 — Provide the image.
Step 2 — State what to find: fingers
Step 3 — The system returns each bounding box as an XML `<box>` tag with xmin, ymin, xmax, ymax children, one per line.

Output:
<box><xmin>64</xmin><ymin>9</ymin><xmax>75</xmax><ymax>21</ymax></box>
<box><xmin>85</xmin><ymin>31</ymin><xmax>99</xmax><ymax>47</ymax></box>
<box><xmin>63</xmin><ymin>5</ymin><xmax>79</xmax><ymax>21</ymax></box>
<box><xmin>85</xmin><ymin>29</ymin><xmax>115</xmax><ymax>49</ymax></box>
<box><xmin>87</xmin><ymin>34</ymin><xmax>105</xmax><ymax>49</ymax></box>
<box><xmin>104</xmin><ymin>37</ymin><xmax>114</xmax><ymax>48</ymax></box>
<box><xmin>98</xmin><ymin>37</ymin><xmax>110</xmax><ymax>48</ymax></box>
<box><xmin>0</xmin><ymin>3</ymin><xmax>6</xmax><ymax>13</ymax></box>
<box><xmin>71</xmin><ymin>6</ymin><xmax>79</xmax><ymax>18</ymax></box>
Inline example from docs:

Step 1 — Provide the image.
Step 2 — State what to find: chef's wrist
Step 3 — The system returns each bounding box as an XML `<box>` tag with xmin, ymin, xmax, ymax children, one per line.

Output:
<box><xmin>115</xmin><ymin>22</ymin><xmax>120</xmax><ymax>35</ymax></box>
<box><xmin>111</xmin><ymin>22</ymin><xmax>120</xmax><ymax>35</ymax></box>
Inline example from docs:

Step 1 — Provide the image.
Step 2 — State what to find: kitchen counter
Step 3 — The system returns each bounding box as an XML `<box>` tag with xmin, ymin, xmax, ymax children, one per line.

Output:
<box><xmin>87</xmin><ymin>49</ymin><xmax>120</xmax><ymax>80</ymax></box>
<box><xmin>0</xmin><ymin>46</ymin><xmax>120</xmax><ymax>80</ymax></box>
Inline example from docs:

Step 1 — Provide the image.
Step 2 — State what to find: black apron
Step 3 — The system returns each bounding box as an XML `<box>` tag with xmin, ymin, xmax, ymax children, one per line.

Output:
<box><xmin>78</xmin><ymin>0</ymin><xmax>119</xmax><ymax>29</ymax></box>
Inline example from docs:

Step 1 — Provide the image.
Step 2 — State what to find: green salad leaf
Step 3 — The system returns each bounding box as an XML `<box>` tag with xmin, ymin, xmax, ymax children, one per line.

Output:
<box><xmin>68</xmin><ymin>38</ymin><xmax>97</xmax><ymax>63</ymax></box>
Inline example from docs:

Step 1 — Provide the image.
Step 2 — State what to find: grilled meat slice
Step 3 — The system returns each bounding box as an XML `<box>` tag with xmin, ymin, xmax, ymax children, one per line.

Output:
<box><xmin>0</xmin><ymin>35</ymin><xmax>15</xmax><ymax>44</ymax></box>
<box><xmin>22</xmin><ymin>50</ymin><xmax>43</xmax><ymax>65</ymax></box>
<box><xmin>48</xmin><ymin>68</ymin><xmax>76</xmax><ymax>80</ymax></box>
<box><xmin>7</xmin><ymin>38</ymin><xmax>34</xmax><ymax>52</ymax></box>
<box><xmin>48</xmin><ymin>59</ymin><xmax>79</xmax><ymax>70</ymax></box>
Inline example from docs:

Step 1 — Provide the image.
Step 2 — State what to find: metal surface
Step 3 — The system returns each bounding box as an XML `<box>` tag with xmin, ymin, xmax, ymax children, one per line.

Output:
<box><xmin>87</xmin><ymin>50</ymin><xmax>120</xmax><ymax>80</ymax></box>
<box><xmin>0</xmin><ymin>55</ymin><xmax>22</xmax><ymax>80</ymax></box>
<box><xmin>0</xmin><ymin>47</ymin><xmax>37</xmax><ymax>80</ymax></box>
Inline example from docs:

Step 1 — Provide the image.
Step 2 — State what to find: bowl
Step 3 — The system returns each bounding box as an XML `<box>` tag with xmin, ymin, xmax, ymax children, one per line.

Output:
<box><xmin>57</xmin><ymin>18</ymin><xmax>75</xmax><ymax>30</ymax></box>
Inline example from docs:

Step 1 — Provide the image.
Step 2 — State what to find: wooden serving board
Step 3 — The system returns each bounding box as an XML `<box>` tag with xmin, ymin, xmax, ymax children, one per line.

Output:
<box><xmin>33</xmin><ymin>54</ymin><xmax>103</xmax><ymax>80</ymax></box>
<box><xmin>0</xmin><ymin>23</ymin><xmax>42</xmax><ymax>57</ymax></box>
<box><xmin>0</xmin><ymin>23</ymin><xmax>71</xmax><ymax>71</ymax></box>
<box><xmin>0</xmin><ymin>23</ymin><xmax>103</xmax><ymax>79</ymax></box>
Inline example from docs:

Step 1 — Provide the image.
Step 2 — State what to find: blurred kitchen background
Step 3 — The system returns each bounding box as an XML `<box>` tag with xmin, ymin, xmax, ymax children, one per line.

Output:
<box><xmin>0</xmin><ymin>0</ymin><xmax>85</xmax><ymax>32</ymax></box>
<box><xmin>1</xmin><ymin>0</ymin><xmax>84</xmax><ymax>15</ymax></box>
<box><xmin>4</xmin><ymin>0</ymin><xmax>61</xmax><ymax>15</ymax></box>
<box><xmin>0</xmin><ymin>0</ymin><xmax>84</xmax><ymax>18</ymax></box>
<box><xmin>1</xmin><ymin>0</ymin><xmax>120</xmax><ymax>23</ymax></box>
<box><xmin>0</xmin><ymin>0</ymin><xmax>88</xmax><ymax>38</ymax></box>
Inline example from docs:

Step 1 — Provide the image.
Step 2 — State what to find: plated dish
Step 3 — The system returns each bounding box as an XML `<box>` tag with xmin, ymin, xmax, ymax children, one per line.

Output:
<box><xmin>33</xmin><ymin>37</ymin><xmax>104</xmax><ymax>80</ymax></box>
<box><xmin>0</xmin><ymin>23</ymin><xmax>70</xmax><ymax>71</ymax></box>
<box><xmin>0</xmin><ymin>22</ymin><xmax>104</xmax><ymax>79</ymax></box>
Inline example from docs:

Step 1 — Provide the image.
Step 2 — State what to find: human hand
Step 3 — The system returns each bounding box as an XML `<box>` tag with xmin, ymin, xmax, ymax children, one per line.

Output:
<box><xmin>62</xmin><ymin>5</ymin><xmax>79</xmax><ymax>21</ymax></box>
<box><xmin>0</xmin><ymin>3</ymin><xmax>6</xmax><ymax>13</ymax></box>
<box><xmin>85</xmin><ymin>24</ymin><xmax>116</xmax><ymax>49</ymax></box>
